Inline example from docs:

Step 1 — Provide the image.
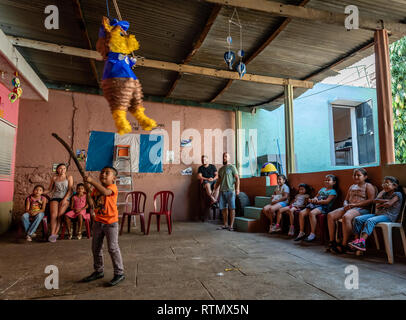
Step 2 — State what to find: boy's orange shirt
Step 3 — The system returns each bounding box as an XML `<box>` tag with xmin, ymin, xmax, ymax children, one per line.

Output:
<box><xmin>91</xmin><ymin>184</ymin><xmax>119</xmax><ymax>224</ymax></box>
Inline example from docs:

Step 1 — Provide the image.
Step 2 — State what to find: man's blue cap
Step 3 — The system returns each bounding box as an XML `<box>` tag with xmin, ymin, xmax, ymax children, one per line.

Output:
<box><xmin>110</xmin><ymin>19</ymin><xmax>130</xmax><ymax>31</ymax></box>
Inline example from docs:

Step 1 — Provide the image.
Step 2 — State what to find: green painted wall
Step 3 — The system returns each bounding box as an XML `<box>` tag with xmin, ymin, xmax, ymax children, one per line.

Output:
<box><xmin>241</xmin><ymin>83</ymin><xmax>380</xmax><ymax>177</ymax></box>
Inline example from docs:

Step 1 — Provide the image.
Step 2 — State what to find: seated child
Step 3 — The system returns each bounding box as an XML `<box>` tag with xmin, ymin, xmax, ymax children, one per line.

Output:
<box><xmin>327</xmin><ymin>168</ymin><xmax>375</xmax><ymax>253</ymax></box>
<box><xmin>273</xmin><ymin>183</ymin><xmax>310</xmax><ymax>236</ymax></box>
<box><xmin>295</xmin><ymin>174</ymin><xmax>337</xmax><ymax>242</ymax></box>
<box><xmin>263</xmin><ymin>174</ymin><xmax>290</xmax><ymax>233</ymax></box>
<box><xmin>22</xmin><ymin>185</ymin><xmax>47</xmax><ymax>242</ymax></box>
<box><xmin>349</xmin><ymin>176</ymin><xmax>403</xmax><ymax>252</ymax></box>
<box><xmin>64</xmin><ymin>183</ymin><xmax>88</xmax><ymax>240</ymax></box>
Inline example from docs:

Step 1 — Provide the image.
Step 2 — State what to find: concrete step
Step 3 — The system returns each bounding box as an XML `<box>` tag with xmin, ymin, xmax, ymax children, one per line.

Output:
<box><xmin>244</xmin><ymin>206</ymin><xmax>262</xmax><ymax>220</ymax></box>
<box><xmin>235</xmin><ymin>217</ymin><xmax>258</xmax><ymax>232</ymax></box>
<box><xmin>254</xmin><ymin>196</ymin><xmax>271</xmax><ymax>208</ymax></box>
<box><xmin>235</xmin><ymin>216</ymin><xmax>268</xmax><ymax>233</ymax></box>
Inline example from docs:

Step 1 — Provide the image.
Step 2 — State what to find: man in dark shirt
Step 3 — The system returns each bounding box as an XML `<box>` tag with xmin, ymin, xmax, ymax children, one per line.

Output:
<box><xmin>198</xmin><ymin>155</ymin><xmax>218</xmax><ymax>205</ymax></box>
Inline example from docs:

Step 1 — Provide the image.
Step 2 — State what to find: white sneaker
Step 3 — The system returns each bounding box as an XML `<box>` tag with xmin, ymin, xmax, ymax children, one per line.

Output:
<box><xmin>26</xmin><ymin>235</ymin><xmax>32</xmax><ymax>242</ymax></box>
<box><xmin>273</xmin><ymin>224</ymin><xmax>282</xmax><ymax>233</ymax></box>
<box><xmin>288</xmin><ymin>226</ymin><xmax>295</xmax><ymax>236</ymax></box>
<box><xmin>270</xmin><ymin>224</ymin><xmax>279</xmax><ymax>233</ymax></box>
<box><xmin>304</xmin><ymin>233</ymin><xmax>316</xmax><ymax>242</ymax></box>
<box><xmin>268</xmin><ymin>224</ymin><xmax>274</xmax><ymax>233</ymax></box>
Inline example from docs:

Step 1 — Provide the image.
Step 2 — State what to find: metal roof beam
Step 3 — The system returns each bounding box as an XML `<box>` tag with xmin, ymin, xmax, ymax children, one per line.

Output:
<box><xmin>205</xmin><ymin>0</ymin><xmax>406</xmax><ymax>35</ymax></box>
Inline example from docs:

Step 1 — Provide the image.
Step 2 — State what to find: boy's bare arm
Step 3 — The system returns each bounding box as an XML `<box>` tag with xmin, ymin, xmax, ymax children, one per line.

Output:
<box><xmin>84</xmin><ymin>176</ymin><xmax>113</xmax><ymax>196</ymax></box>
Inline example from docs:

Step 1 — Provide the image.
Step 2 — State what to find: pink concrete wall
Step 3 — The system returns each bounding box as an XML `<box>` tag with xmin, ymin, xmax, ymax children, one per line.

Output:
<box><xmin>13</xmin><ymin>89</ymin><xmax>235</xmax><ymax>221</ymax></box>
<box><xmin>0</xmin><ymin>81</ymin><xmax>19</xmax><ymax>202</ymax></box>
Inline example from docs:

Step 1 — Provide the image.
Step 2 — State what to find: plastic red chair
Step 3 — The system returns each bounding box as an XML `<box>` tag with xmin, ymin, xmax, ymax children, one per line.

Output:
<box><xmin>60</xmin><ymin>213</ymin><xmax>91</xmax><ymax>239</ymax></box>
<box><xmin>147</xmin><ymin>191</ymin><xmax>174</xmax><ymax>235</ymax></box>
<box><xmin>120</xmin><ymin>191</ymin><xmax>146</xmax><ymax>235</ymax></box>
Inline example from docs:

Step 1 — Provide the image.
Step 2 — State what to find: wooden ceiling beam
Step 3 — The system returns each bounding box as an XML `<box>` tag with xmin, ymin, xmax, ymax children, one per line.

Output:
<box><xmin>0</xmin><ymin>30</ymin><xmax>48</xmax><ymax>101</ymax></box>
<box><xmin>209</xmin><ymin>0</ymin><xmax>310</xmax><ymax>103</ymax></box>
<box><xmin>166</xmin><ymin>4</ymin><xmax>222</xmax><ymax>98</ymax></box>
<box><xmin>205</xmin><ymin>0</ymin><xmax>406</xmax><ymax>35</ymax></box>
<box><xmin>7</xmin><ymin>36</ymin><xmax>314</xmax><ymax>88</ymax></box>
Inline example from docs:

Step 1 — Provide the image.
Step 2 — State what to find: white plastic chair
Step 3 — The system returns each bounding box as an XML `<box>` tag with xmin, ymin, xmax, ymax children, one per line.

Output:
<box><xmin>372</xmin><ymin>187</ymin><xmax>406</xmax><ymax>264</ymax></box>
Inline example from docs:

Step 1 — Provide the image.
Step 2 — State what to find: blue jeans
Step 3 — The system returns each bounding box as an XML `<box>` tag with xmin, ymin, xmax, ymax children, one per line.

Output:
<box><xmin>219</xmin><ymin>191</ymin><xmax>236</xmax><ymax>210</ymax></box>
<box><xmin>22</xmin><ymin>212</ymin><xmax>44</xmax><ymax>236</ymax></box>
<box><xmin>353</xmin><ymin>214</ymin><xmax>391</xmax><ymax>236</ymax></box>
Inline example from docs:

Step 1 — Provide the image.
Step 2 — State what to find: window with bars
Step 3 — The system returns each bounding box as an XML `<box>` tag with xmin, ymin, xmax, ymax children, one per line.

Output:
<box><xmin>0</xmin><ymin>118</ymin><xmax>16</xmax><ymax>180</ymax></box>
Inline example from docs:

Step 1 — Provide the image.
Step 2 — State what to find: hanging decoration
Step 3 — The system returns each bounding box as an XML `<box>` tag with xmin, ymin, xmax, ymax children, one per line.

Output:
<box><xmin>223</xmin><ymin>8</ymin><xmax>246</xmax><ymax>78</ymax></box>
<box><xmin>96</xmin><ymin>0</ymin><xmax>157</xmax><ymax>135</ymax></box>
<box><xmin>8</xmin><ymin>72</ymin><xmax>23</xmax><ymax>103</ymax></box>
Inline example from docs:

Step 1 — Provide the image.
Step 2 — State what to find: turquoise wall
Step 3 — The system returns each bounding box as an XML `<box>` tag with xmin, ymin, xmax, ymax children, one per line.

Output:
<box><xmin>241</xmin><ymin>83</ymin><xmax>379</xmax><ymax>177</ymax></box>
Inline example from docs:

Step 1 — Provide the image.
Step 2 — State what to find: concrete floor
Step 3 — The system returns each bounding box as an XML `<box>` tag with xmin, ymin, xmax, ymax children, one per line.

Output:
<box><xmin>1</xmin><ymin>221</ymin><xmax>406</xmax><ymax>300</ymax></box>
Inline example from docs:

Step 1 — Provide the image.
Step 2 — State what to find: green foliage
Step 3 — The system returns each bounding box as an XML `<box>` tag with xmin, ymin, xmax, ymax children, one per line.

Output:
<box><xmin>390</xmin><ymin>36</ymin><xmax>406</xmax><ymax>163</ymax></box>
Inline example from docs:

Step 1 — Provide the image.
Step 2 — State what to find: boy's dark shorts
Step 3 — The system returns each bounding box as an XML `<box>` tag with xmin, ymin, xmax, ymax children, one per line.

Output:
<box><xmin>202</xmin><ymin>180</ymin><xmax>216</xmax><ymax>189</ymax></box>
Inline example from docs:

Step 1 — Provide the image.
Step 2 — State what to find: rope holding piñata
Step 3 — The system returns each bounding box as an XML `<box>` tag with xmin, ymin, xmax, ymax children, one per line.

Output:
<box><xmin>97</xmin><ymin>16</ymin><xmax>157</xmax><ymax>135</ymax></box>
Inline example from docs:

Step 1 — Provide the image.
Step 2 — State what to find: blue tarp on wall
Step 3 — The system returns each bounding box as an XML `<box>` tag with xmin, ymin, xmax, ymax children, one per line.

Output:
<box><xmin>86</xmin><ymin>131</ymin><xmax>163</xmax><ymax>173</ymax></box>
<box><xmin>86</xmin><ymin>131</ymin><xmax>115</xmax><ymax>171</ymax></box>
<box><xmin>139</xmin><ymin>134</ymin><xmax>163</xmax><ymax>173</ymax></box>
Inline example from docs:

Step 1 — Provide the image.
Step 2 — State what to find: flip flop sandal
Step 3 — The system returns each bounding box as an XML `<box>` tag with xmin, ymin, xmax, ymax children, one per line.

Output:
<box><xmin>228</xmin><ymin>227</ymin><xmax>235</xmax><ymax>231</ymax></box>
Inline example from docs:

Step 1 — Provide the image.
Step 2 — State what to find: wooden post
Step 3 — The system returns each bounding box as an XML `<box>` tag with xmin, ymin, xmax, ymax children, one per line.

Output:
<box><xmin>374</xmin><ymin>29</ymin><xmax>395</xmax><ymax>165</ymax></box>
<box><xmin>284</xmin><ymin>84</ymin><xmax>295</xmax><ymax>174</ymax></box>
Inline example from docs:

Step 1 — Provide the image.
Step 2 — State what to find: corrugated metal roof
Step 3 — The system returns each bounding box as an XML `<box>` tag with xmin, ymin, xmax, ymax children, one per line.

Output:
<box><xmin>0</xmin><ymin>0</ymin><xmax>404</xmax><ymax>108</ymax></box>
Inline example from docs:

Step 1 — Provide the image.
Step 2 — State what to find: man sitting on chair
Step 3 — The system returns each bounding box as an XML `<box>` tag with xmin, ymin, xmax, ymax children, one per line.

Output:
<box><xmin>198</xmin><ymin>155</ymin><xmax>218</xmax><ymax>206</ymax></box>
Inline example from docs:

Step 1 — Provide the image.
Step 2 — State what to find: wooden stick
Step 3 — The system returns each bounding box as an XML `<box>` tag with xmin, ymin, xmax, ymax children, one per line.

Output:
<box><xmin>51</xmin><ymin>133</ymin><xmax>93</xmax><ymax>199</ymax></box>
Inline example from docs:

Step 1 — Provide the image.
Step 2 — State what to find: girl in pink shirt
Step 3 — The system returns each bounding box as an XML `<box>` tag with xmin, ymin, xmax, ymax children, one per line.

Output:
<box><xmin>65</xmin><ymin>183</ymin><xmax>88</xmax><ymax>239</ymax></box>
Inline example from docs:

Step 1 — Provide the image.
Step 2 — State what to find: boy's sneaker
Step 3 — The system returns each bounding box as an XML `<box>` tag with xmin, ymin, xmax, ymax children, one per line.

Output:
<box><xmin>269</xmin><ymin>224</ymin><xmax>278</xmax><ymax>233</ymax></box>
<box><xmin>81</xmin><ymin>271</ymin><xmax>104</xmax><ymax>283</ymax></box>
<box><xmin>294</xmin><ymin>232</ymin><xmax>306</xmax><ymax>241</ymax></box>
<box><xmin>26</xmin><ymin>235</ymin><xmax>32</xmax><ymax>242</ymax></box>
<box><xmin>349</xmin><ymin>239</ymin><xmax>366</xmax><ymax>252</ymax></box>
<box><xmin>273</xmin><ymin>224</ymin><xmax>282</xmax><ymax>233</ymax></box>
<box><xmin>108</xmin><ymin>274</ymin><xmax>125</xmax><ymax>286</ymax></box>
<box><xmin>268</xmin><ymin>224</ymin><xmax>274</xmax><ymax>233</ymax></box>
<box><xmin>288</xmin><ymin>225</ymin><xmax>295</xmax><ymax>236</ymax></box>
<box><xmin>304</xmin><ymin>233</ymin><xmax>316</xmax><ymax>242</ymax></box>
